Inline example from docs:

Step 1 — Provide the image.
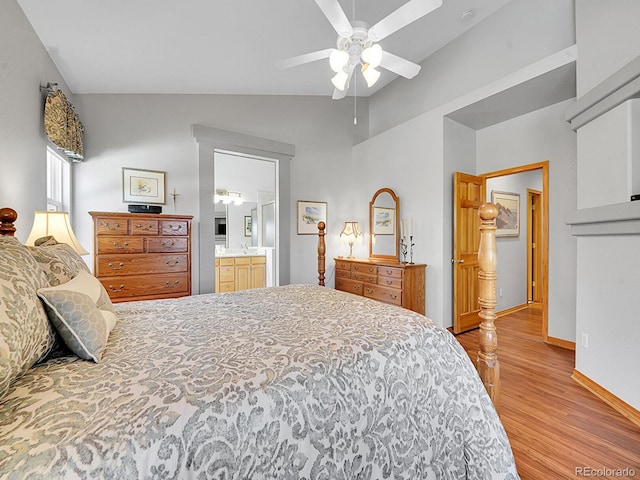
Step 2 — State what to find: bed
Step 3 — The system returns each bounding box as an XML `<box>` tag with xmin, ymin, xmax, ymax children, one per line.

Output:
<box><xmin>0</xmin><ymin>207</ymin><xmax>517</xmax><ymax>479</ymax></box>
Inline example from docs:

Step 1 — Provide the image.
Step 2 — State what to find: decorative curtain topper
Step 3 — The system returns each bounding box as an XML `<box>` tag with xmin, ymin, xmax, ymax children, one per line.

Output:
<box><xmin>43</xmin><ymin>87</ymin><xmax>84</xmax><ymax>161</ymax></box>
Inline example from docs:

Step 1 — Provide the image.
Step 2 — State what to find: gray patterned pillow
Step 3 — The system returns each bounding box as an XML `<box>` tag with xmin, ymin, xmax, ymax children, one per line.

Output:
<box><xmin>27</xmin><ymin>243</ymin><xmax>91</xmax><ymax>287</ymax></box>
<box><xmin>0</xmin><ymin>243</ymin><xmax>55</xmax><ymax>399</ymax></box>
<box><xmin>38</xmin><ymin>271</ymin><xmax>116</xmax><ymax>362</ymax></box>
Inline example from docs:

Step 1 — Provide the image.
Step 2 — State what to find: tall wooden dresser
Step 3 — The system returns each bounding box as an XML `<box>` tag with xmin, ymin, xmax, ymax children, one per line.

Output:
<box><xmin>90</xmin><ymin>212</ymin><xmax>193</xmax><ymax>302</ymax></box>
<box><xmin>334</xmin><ymin>258</ymin><xmax>426</xmax><ymax>314</ymax></box>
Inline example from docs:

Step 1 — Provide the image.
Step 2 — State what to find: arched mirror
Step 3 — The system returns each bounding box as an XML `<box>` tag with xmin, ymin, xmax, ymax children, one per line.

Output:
<box><xmin>369</xmin><ymin>187</ymin><xmax>400</xmax><ymax>262</ymax></box>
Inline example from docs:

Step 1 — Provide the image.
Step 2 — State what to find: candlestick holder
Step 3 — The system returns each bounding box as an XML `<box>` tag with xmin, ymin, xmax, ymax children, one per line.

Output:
<box><xmin>400</xmin><ymin>236</ymin><xmax>408</xmax><ymax>264</ymax></box>
<box><xmin>409</xmin><ymin>235</ymin><xmax>415</xmax><ymax>264</ymax></box>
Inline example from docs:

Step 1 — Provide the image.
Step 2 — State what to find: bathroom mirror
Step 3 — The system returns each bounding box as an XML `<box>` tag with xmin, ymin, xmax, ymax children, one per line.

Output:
<box><xmin>369</xmin><ymin>187</ymin><xmax>400</xmax><ymax>262</ymax></box>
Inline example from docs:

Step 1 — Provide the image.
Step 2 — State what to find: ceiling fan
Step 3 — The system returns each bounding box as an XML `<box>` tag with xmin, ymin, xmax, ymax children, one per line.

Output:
<box><xmin>278</xmin><ymin>0</ymin><xmax>443</xmax><ymax>99</ymax></box>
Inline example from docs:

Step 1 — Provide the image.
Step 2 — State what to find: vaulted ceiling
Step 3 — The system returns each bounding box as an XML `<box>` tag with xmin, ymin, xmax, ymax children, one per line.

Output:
<box><xmin>17</xmin><ymin>0</ymin><xmax>510</xmax><ymax>96</ymax></box>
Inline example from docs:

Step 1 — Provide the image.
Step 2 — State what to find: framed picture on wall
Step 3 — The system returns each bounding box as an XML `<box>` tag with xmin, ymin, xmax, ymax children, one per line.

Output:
<box><xmin>491</xmin><ymin>190</ymin><xmax>520</xmax><ymax>237</ymax></box>
<box><xmin>297</xmin><ymin>200</ymin><xmax>327</xmax><ymax>235</ymax></box>
<box><xmin>244</xmin><ymin>216</ymin><xmax>252</xmax><ymax>237</ymax></box>
<box><xmin>122</xmin><ymin>168</ymin><xmax>166</xmax><ymax>205</ymax></box>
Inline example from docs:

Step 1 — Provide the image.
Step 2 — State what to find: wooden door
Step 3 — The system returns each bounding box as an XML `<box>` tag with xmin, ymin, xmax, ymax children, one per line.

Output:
<box><xmin>251</xmin><ymin>262</ymin><xmax>266</xmax><ymax>288</ymax></box>
<box><xmin>527</xmin><ymin>189</ymin><xmax>542</xmax><ymax>303</ymax></box>
<box><xmin>453</xmin><ymin>172</ymin><xmax>485</xmax><ymax>334</ymax></box>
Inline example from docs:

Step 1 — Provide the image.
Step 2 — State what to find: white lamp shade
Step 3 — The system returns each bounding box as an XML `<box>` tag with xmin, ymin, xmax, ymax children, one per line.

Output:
<box><xmin>362</xmin><ymin>44</ymin><xmax>382</xmax><ymax>68</ymax></box>
<box><xmin>339</xmin><ymin>221</ymin><xmax>362</xmax><ymax>242</ymax></box>
<box><xmin>361</xmin><ymin>64</ymin><xmax>381</xmax><ymax>87</ymax></box>
<box><xmin>26</xmin><ymin>211</ymin><xmax>88</xmax><ymax>255</ymax></box>
<box><xmin>329</xmin><ymin>49</ymin><xmax>349</xmax><ymax>73</ymax></box>
<box><xmin>331</xmin><ymin>70</ymin><xmax>349</xmax><ymax>91</ymax></box>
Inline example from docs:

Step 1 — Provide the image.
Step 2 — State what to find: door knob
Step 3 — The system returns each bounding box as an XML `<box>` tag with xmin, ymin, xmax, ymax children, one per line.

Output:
<box><xmin>451</xmin><ymin>258</ymin><xmax>465</xmax><ymax>264</ymax></box>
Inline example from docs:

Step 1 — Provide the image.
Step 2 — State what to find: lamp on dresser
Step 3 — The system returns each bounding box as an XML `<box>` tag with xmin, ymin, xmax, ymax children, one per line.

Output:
<box><xmin>339</xmin><ymin>221</ymin><xmax>361</xmax><ymax>258</ymax></box>
<box><xmin>25</xmin><ymin>211</ymin><xmax>88</xmax><ymax>255</ymax></box>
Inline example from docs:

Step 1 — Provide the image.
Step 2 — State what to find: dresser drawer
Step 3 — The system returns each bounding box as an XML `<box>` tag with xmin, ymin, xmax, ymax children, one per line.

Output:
<box><xmin>335</xmin><ymin>260</ymin><xmax>352</xmax><ymax>271</ymax></box>
<box><xmin>352</xmin><ymin>272</ymin><xmax>377</xmax><ymax>283</ymax></box>
<box><xmin>147</xmin><ymin>237</ymin><xmax>188</xmax><ymax>253</ymax></box>
<box><xmin>95</xmin><ymin>254</ymin><xmax>188</xmax><ymax>276</ymax></box>
<box><xmin>96</xmin><ymin>218</ymin><xmax>128</xmax><ymax>235</ymax></box>
<box><xmin>336</xmin><ymin>269</ymin><xmax>351</xmax><ymax>279</ymax></box>
<box><xmin>161</xmin><ymin>220</ymin><xmax>188</xmax><ymax>236</ymax></box>
<box><xmin>335</xmin><ymin>277</ymin><xmax>364</xmax><ymax>296</ymax></box>
<box><xmin>96</xmin><ymin>236</ymin><xmax>144</xmax><ymax>254</ymax></box>
<box><xmin>100</xmin><ymin>273</ymin><xmax>189</xmax><ymax>301</ymax></box>
<box><xmin>378</xmin><ymin>266</ymin><xmax>404</xmax><ymax>279</ymax></box>
<box><xmin>131</xmin><ymin>220</ymin><xmax>159</xmax><ymax>235</ymax></box>
<box><xmin>378</xmin><ymin>276</ymin><xmax>403</xmax><ymax>289</ymax></box>
<box><xmin>352</xmin><ymin>264</ymin><xmax>377</xmax><ymax>275</ymax></box>
<box><xmin>363</xmin><ymin>284</ymin><xmax>402</xmax><ymax>307</ymax></box>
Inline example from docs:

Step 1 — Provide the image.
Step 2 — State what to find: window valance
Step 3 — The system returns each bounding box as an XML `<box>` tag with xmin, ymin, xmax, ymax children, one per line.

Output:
<box><xmin>44</xmin><ymin>88</ymin><xmax>84</xmax><ymax>161</ymax></box>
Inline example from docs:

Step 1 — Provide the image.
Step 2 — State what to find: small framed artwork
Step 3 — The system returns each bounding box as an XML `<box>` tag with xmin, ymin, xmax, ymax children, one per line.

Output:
<box><xmin>491</xmin><ymin>190</ymin><xmax>520</xmax><ymax>237</ymax></box>
<box><xmin>244</xmin><ymin>216</ymin><xmax>252</xmax><ymax>237</ymax></box>
<box><xmin>297</xmin><ymin>200</ymin><xmax>327</xmax><ymax>235</ymax></box>
<box><xmin>122</xmin><ymin>168</ymin><xmax>166</xmax><ymax>205</ymax></box>
<box><xmin>372</xmin><ymin>206</ymin><xmax>395</xmax><ymax>235</ymax></box>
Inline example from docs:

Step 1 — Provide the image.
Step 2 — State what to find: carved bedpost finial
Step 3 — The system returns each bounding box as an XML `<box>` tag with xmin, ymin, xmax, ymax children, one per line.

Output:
<box><xmin>0</xmin><ymin>208</ymin><xmax>18</xmax><ymax>237</ymax></box>
<box><xmin>317</xmin><ymin>221</ymin><xmax>326</xmax><ymax>286</ymax></box>
<box><xmin>477</xmin><ymin>203</ymin><xmax>500</xmax><ymax>408</ymax></box>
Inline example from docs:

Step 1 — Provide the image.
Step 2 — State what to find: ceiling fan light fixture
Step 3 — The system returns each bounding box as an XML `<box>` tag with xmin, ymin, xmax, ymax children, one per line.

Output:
<box><xmin>362</xmin><ymin>44</ymin><xmax>382</xmax><ymax>68</ymax></box>
<box><xmin>331</xmin><ymin>69</ymin><xmax>349</xmax><ymax>90</ymax></box>
<box><xmin>329</xmin><ymin>49</ymin><xmax>349</xmax><ymax>73</ymax></box>
<box><xmin>361</xmin><ymin>63</ymin><xmax>381</xmax><ymax>87</ymax></box>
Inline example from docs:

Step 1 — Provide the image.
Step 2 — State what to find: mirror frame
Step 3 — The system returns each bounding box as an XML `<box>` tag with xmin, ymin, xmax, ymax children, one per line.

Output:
<box><xmin>369</xmin><ymin>187</ymin><xmax>400</xmax><ymax>262</ymax></box>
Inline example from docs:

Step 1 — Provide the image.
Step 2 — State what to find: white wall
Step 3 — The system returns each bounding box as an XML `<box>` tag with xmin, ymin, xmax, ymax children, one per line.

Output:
<box><xmin>485</xmin><ymin>171</ymin><xmax>542</xmax><ymax>312</ymax></box>
<box><xmin>72</xmin><ymin>94</ymin><xmax>369</xmax><ymax>290</ymax></box>
<box><xmin>476</xmin><ymin>100</ymin><xmax>577</xmax><ymax>341</ymax></box>
<box><xmin>573</xmin><ymin>0</ymin><xmax>640</xmax><ymax>409</ymax></box>
<box><xmin>0</xmin><ymin>0</ymin><xmax>76</xmax><ymax>236</ymax></box>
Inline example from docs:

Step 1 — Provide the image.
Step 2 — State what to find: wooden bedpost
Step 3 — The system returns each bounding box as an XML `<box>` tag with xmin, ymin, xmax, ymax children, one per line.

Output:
<box><xmin>317</xmin><ymin>221</ymin><xmax>326</xmax><ymax>286</ymax></box>
<box><xmin>477</xmin><ymin>203</ymin><xmax>500</xmax><ymax>408</ymax></box>
<box><xmin>0</xmin><ymin>208</ymin><xmax>17</xmax><ymax>237</ymax></box>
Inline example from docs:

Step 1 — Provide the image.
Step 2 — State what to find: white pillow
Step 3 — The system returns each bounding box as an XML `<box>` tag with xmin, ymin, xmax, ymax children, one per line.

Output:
<box><xmin>37</xmin><ymin>271</ymin><xmax>116</xmax><ymax>362</ymax></box>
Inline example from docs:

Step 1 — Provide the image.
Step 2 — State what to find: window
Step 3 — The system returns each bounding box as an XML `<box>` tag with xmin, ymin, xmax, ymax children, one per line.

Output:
<box><xmin>46</xmin><ymin>146</ymin><xmax>71</xmax><ymax>212</ymax></box>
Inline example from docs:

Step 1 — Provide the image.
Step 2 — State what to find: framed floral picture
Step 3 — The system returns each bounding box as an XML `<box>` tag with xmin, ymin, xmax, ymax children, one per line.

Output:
<box><xmin>297</xmin><ymin>200</ymin><xmax>327</xmax><ymax>235</ymax></box>
<box><xmin>122</xmin><ymin>168</ymin><xmax>166</xmax><ymax>205</ymax></box>
<box><xmin>372</xmin><ymin>206</ymin><xmax>395</xmax><ymax>235</ymax></box>
<box><xmin>491</xmin><ymin>190</ymin><xmax>520</xmax><ymax>237</ymax></box>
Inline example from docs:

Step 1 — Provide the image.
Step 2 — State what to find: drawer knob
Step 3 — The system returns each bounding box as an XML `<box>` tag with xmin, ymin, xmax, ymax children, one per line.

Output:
<box><xmin>167</xmin><ymin>224</ymin><xmax>183</xmax><ymax>232</ymax></box>
<box><xmin>366</xmin><ymin>288</ymin><xmax>373</xmax><ymax>294</ymax></box>
<box><xmin>389</xmin><ymin>294</ymin><xmax>398</xmax><ymax>300</ymax></box>
<box><xmin>385</xmin><ymin>280</ymin><xmax>393</xmax><ymax>285</ymax></box>
<box><xmin>104</xmin><ymin>222</ymin><xmax>120</xmax><ymax>231</ymax></box>
<box><xmin>112</xmin><ymin>241</ymin><xmax>129</xmax><ymax>249</ymax></box>
<box><xmin>354</xmin><ymin>285</ymin><xmax>360</xmax><ymax>291</ymax></box>
<box><xmin>165</xmin><ymin>281</ymin><xmax>180</xmax><ymax>287</ymax></box>
<box><xmin>109</xmin><ymin>284</ymin><xmax>125</xmax><ymax>293</ymax></box>
<box><xmin>166</xmin><ymin>259</ymin><xmax>180</xmax><ymax>267</ymax></box>
<box><xmin>386</xmin><ymin>270</ymin><xmax>394</xmax><ymax>275</ymax></box>
<box><xmin>108</xmin><ymin>262</ymin><xmax>125</xmax><ymax>270</ymax></box>
<box><xmin>136</xmin><ymin>224</ymin><xmax>152</xmax><ymax>230</ymax></box>
<box><xmin>161</xmin><ymin>240</ymin><xmax>176</xmax><ymax>247</ymax></box>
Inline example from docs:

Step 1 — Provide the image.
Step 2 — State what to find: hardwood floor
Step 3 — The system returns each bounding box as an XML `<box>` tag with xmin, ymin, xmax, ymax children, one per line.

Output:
<box><xmin>454</xmin><ymin>307</ymin><xmax>640</xmax><ymax>479</ymax></box>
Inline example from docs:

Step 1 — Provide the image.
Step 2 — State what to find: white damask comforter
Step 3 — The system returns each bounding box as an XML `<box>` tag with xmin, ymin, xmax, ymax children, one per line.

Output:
<box><xmin>0</xmin><ymin>285</ymin><xmax>518</xmax><ymax>479</ymax></box>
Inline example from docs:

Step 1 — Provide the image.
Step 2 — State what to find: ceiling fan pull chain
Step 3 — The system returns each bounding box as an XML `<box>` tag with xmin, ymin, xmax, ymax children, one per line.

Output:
<box><xmin>353</xmin><ymin>62</ymin><xmax>357</xmax><ymax>125</ymax></box>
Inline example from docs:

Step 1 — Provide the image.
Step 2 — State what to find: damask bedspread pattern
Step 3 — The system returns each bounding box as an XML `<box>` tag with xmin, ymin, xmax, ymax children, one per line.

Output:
<box><xmin>0</xmin><ymin>285</ymin><xmax>517</xmax><ymax>479</ymax></box>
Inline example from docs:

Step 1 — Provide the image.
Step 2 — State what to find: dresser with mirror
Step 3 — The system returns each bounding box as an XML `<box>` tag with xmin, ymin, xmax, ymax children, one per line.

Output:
<box><xmin>334</xmin><ymin>188</ymin><xmax>427</xmax><ymax>315</ymax></box>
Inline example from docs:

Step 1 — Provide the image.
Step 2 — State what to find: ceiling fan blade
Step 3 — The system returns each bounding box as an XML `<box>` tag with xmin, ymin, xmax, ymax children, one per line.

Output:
<box><xmin>379</xmin><ymin>51</ymin><xmax>421</xmax><ymax>79</ymax></box>
<box><xmin>368</xmin><ymin>0</ymin><xmax>443</xmax><ymax>42</ymax></box>
<box><xmin>276</xmin><ymin>48</ymin><xmax>333</xmax><ymax>70</ymax></box>
<box><xmin>314</xmin><ymin>0</ymin><xmax>354</xmax><ymax>37</ymax></box>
